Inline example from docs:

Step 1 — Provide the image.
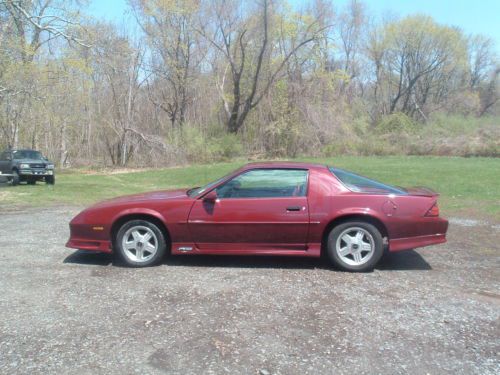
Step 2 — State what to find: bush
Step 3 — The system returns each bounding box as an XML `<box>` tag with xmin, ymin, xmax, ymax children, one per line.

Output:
<box><xmin>209</xmin><ymin>134</ymin><xmax>244</xmax><ymax>160</ymax></box>
<box><xmin>376</xmin><ymin>112</ymin><xmax>417</xmax><ymax>134</ymax></box>
<box><xmin>180</xmin><ymin>127</ymin><xmax>244</xmax><ymax>163</ymax></box>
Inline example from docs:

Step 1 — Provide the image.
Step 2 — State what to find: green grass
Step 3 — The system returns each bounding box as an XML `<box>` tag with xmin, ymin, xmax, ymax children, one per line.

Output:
<box><xmin>1</xmin><ymin>156</ymin><xmax>498</xmax><ymax>219</ymax></box>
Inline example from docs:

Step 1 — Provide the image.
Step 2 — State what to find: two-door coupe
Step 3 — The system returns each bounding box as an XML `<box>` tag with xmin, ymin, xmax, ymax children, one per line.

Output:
<box><xmin>66</xmin><ymin>162</ymin><xmax>448</xmax><ymax>272</ymax></box>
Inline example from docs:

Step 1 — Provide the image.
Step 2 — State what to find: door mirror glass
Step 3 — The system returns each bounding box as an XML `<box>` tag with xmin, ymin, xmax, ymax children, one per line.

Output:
<box><xmin>203</xmin><ymin>190</ymin><xmax>218</xmax><ymax>202</ymax></box>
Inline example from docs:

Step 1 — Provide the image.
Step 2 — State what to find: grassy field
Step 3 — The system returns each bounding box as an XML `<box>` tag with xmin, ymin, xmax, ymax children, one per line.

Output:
<box><xmin>1</xmin><ymin>156</ymin><xmax>498</xmax><ymax>219</ymax></box>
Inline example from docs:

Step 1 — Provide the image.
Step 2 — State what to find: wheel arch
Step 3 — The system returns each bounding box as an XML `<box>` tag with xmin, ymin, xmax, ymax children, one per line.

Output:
<box><xmin>321</xmin><ymin>214</ymin><xmax>389</xmax><ymax>255</ymax></box>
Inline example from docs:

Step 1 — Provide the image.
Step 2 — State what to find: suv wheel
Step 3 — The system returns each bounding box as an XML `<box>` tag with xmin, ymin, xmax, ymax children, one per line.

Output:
<box><xmin>45</xmin><ymin>175</ymin><xmax>55</xmax><ymax>185</ymax></box>
<box><xmin>11</xmin><ymin>170</ymin><xmax>19</xmax><ymax>186</ymax></box>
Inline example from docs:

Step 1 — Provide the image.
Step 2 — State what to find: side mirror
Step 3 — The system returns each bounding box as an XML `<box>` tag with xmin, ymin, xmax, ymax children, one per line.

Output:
<box><xmin>203</xmin><ymin>190</ymin><xmax>218</xmax><ymax>203</ymax></box>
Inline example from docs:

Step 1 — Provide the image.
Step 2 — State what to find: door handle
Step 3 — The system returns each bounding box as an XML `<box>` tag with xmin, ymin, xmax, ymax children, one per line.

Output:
<box><xmin>286</xmin><ymin>206</ymin><xmax>302</xmax><ymax>212</ymax></box>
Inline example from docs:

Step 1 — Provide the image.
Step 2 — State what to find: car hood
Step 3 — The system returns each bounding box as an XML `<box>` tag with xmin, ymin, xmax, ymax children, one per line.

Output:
<box><xmin>90</xmin><ymin>189</ymin><xmax>189</xmax><ymax>208</ymax></box>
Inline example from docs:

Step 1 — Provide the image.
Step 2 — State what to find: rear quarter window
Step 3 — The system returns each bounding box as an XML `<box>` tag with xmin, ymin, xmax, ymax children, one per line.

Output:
<box><xmin>329</xmin><ymin>167</ymin><xmax>407</xmax><ymax>195</ymax></box>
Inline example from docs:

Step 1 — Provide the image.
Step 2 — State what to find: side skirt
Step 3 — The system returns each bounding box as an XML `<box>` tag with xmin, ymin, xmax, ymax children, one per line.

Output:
<box><xmin>171</xmin><ymin>242</ymin><xmax>321</xmax><ymax>257</ymax></box>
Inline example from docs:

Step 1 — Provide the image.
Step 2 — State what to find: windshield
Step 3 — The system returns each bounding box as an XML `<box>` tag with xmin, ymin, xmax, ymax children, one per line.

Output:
<box><xmin>186</xmin><ymin>172</ymin><xmax>233</xmax><ymax>197</ymax></box>
<box><xmin>13</xmin><ymin>150</ymin><xmax>43</xmax><ymax>160</ymax></box>
<box><xmin>329</xmin><ymin>167</ymin><xmax>407</xmax><ymax>195</ymax></box>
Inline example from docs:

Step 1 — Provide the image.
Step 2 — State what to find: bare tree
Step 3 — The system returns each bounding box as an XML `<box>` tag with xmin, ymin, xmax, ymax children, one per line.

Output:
<box><xmin>338</xmin><ymin>0</ymin><xmax>365</xmax><ymax>79</ymax></box>
<box><xmin>132</xmin><ymin>0</ymin><xmax>203</xmax><ymax>129</ymax></box>
<box><xmin>368</xmin><ymin>15</ymin><xmax>468</xmax><ymax>119</ymax></box>
<box><xmin>468</xmin><ymin>35</ymin><xmax>496</xmax><ymax>89</ymax></box>
<box><xmin>201</xmin><ymin>0</ymin><xmax>325</xmax><ymax>133</ymax></box>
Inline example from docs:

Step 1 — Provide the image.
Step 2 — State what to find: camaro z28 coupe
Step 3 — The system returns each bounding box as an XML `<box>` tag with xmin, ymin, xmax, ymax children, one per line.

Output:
<box><xmin>67</xmin><ymin>162</ymin><xmax>448</xmax><ymax>272</ymax></box>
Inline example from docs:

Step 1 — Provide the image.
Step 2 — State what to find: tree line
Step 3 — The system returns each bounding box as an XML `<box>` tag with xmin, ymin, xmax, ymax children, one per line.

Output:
<box><xmin>1</xmin><ymin>0</ymin><xmax>498</xmax><ymax>166</ymax></box>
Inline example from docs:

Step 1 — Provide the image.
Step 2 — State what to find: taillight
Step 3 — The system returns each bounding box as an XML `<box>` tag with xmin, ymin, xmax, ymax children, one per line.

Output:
<box><xmin>425</xmin><ymin>202</ymin><xmax>440</xmax><ymax>217</ymax></box>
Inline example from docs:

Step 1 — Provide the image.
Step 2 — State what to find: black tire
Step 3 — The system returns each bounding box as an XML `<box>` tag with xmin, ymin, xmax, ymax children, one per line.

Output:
<box><xmin>45</xmin><ymin>175</ymin><xmax>55</xmax><ymax>185</ymax></box>
<box><xmin>115</xmin><ymin>220</ymin><xmax>167</xmax><ymax>267</ymax></box>
<box><xmin>11</xmin><ymin>170</ymin><xmax>19</xmax><ymax>186</ymax></box>
<box><xmin>326</xmin><ymin>221</ymin><xmax>384</xmax><ymax>272</ymax></box>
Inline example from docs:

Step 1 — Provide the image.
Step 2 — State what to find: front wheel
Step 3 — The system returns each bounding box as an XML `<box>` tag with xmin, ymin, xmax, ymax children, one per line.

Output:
<box><xmin>45</xmin><ymin>175</ymin><xmax>55</xmax><ymax>185</ymax></box>
<box><xmin>11</xmin><ymin>170</ymin><xmax>20</xmax><ymax>186</ymax></box>
<box><xmin>115</xmin><ymin>220</ymin><xmax>167</xmax><ymax>267</ymax></box>
<box><xmin>327</xmin><ymin>221</ymin><xmax>384</xmax><ymax>272</ymax></box>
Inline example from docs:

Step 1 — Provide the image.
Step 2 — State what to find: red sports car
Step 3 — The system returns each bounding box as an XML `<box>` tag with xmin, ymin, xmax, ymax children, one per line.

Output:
<box><xmin>66</xmin><ymin>162</ymin><xmax>448</xmax><ymax>272</ymax></box>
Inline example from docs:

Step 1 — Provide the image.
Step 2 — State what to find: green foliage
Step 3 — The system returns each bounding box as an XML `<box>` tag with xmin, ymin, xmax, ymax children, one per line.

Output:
<box><xmin>181</xmin><ymin>127</ymin><xmax>244</xmax><ymax>162</ymax></box>
<box><xmin>209</xmin><ymin>134</ymin><xmax>244</xmax><ymax>160</ymax></box>
<box><xmin>1</xmin><ymin>1</ymin><xmax>498</xmax><ymax>167</ymax></box>
<box><xmin>375</xmin><ymin>113</ymin><xmax>417</xmax><ymax>134</ymax></box>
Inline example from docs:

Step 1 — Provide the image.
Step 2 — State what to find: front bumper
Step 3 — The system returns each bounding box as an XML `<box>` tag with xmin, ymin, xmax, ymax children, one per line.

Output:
<box><xmin>19</xmin><ymin>169</ymin><xmax>53</xmax><ymax>176</ymax></box>
<box><xmin>67</xmin><ymin>215</ymin><xmax>112</xmax><ymax>253</ymax></box>
<box><xmin>66</xmin><ymin>238</ymin><xmax>112</xmax><ymax>253</ymax></box>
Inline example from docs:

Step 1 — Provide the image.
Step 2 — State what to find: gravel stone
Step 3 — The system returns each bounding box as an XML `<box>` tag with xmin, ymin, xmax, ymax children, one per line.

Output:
<box><xmin>0</xmin><ymin>207</ymin><xmax>499</xmax><ymax>374</ymax></box>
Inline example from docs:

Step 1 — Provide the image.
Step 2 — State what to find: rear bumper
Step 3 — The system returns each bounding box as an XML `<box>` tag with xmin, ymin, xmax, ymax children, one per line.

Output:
<box><xmin>389</xmin><ymin>233</ymin><xmax>447</xmax><ymax>252</ymax></box>
<box><xmin>66</xmin><ymin>238</ymin><xmax>112</xmax><ymax>253</ymax></box>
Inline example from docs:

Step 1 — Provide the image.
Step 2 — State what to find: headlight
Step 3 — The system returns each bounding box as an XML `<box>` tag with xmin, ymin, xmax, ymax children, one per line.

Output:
<box><xmin>20</xmin><ymin>163</ymin><xmax>30</xmax><ymax>169</ymax></box>
<box><xmin>46</xmin><ymin>164</ymin><xmax>54</xmax><ymax>170</ymax></box>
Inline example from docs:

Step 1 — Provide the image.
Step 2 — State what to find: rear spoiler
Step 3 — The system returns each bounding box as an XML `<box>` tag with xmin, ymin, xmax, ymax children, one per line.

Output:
<box><xmin>405</xmin><ymin>186</ymin><xmax>440</xmax><ymax>197</ymax></box>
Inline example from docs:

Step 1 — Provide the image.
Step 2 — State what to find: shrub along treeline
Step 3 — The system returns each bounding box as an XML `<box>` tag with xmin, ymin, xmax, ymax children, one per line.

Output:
<box><xmin>0</xmin><ymin>0</ymin><xmax>498</xmax><ymax>167</ymax></box>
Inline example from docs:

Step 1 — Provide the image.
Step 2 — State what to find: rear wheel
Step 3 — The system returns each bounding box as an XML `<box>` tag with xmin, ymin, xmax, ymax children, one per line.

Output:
<box><xmin>327</xmin><ymin>221</ymin><xmax>384</xmax><ymax>272</ymax></box>
<box><xmin>115</xmin><ymin>220</ymin><xmax>167</xmax><ymax>267</ymax></box>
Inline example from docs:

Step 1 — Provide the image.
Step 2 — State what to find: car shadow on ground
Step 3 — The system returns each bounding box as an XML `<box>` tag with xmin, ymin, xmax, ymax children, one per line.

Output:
<box><xmin>63</xmin><ymin>249</ymin><xmax>432</xmax><ymax>271</ymax></box>
<box><xmin>64</xmin><ymin>250</ymin><xmax>114</xmax><ymax>266</ymax></box>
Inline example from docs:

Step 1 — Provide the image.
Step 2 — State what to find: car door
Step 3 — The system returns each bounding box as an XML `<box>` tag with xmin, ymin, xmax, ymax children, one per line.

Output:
<box><xmin>188</xmin><ymin>168</ymin><xmax>310</xmax><ymax>252</ymax></box>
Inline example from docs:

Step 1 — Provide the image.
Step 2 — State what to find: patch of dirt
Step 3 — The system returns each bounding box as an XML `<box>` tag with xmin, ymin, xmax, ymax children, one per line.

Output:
<box><xmin>0</xmin><ymin>190</ymin><xmax>12</xmax><ymax>201</ymax></box>
<box><xmin>74</xmin><ymin>167</ymin><xmax>155</xmax><ymax>175</ymax></box>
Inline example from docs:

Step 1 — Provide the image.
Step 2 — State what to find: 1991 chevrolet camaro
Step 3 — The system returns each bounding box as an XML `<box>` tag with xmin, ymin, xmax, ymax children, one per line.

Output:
<box><xmin>66</xmin><ymin>162</ymin><xmax>448</xmax><ymax>272</ymax></box>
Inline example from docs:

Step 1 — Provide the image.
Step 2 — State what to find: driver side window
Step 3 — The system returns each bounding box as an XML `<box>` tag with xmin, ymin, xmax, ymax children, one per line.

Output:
<box><xmin>216</xmin><ymin>169</ymin><xmax>308</xmax><ymax>199</ymax></box>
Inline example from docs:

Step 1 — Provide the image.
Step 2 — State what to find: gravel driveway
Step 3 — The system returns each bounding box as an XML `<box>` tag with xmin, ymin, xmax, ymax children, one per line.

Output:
<box><xmin>0</xmin><ymin>207</ymin><xmax>499</xmax><ymax>375</ymax></box>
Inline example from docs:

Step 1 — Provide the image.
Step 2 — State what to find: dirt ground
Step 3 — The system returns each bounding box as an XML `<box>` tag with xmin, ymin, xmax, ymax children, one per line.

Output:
<box><xmin>0</xmin><ymin>207</ymin><xmax>498</xmax><ymax>375</ymax></box>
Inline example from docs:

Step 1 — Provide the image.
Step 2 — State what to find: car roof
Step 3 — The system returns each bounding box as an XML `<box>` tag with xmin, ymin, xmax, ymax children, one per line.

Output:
<box><xmin>240</xmin><ymin>161</ymin><xmax>328</xmax><ymax>170</ymax></box>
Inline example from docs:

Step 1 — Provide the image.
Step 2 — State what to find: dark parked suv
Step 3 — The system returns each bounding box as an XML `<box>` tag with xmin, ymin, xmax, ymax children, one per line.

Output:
<box><xmin>0</xmin><ymin>149</ymin><xmax>55</xmax><ymax>185</ymax></box>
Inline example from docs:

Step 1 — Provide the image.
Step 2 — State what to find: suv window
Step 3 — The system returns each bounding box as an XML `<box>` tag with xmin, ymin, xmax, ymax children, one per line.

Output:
<box><xmin>216</xmin><ymin>169</ymin><xmax>308</xmax><ymax>198</ymax></box>
<box><xmin>0</xmin><ymin>152</ymin><xmax>8</xmax><ymax>161</ymax></box>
